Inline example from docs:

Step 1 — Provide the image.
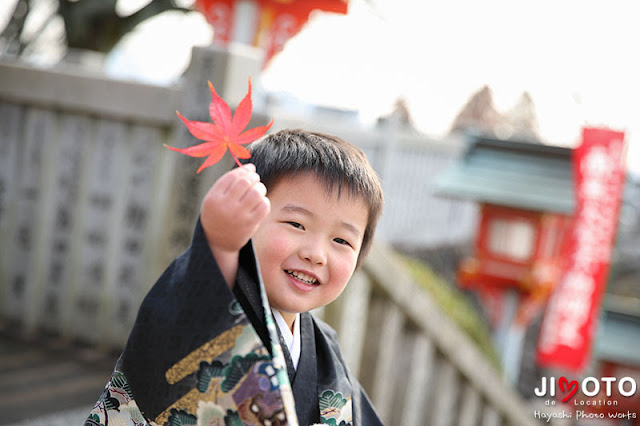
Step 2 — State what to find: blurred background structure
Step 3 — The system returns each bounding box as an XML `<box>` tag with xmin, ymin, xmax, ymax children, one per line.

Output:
<box><xmin>1</xmin><ymin>1</ymin><xmax>639</xmax><ymax>425</ymax></box>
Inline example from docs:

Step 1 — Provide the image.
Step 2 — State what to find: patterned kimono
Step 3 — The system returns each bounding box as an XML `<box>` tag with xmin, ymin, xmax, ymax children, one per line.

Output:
<box><xmin>86</xmin><ymin>219</ymin><xmax>382</xmax><ymax>426</ymax></box>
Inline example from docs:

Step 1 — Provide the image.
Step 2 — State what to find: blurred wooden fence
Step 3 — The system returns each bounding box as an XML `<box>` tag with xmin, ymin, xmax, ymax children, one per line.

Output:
<box><xmin>321</xmin><ymin>244</ymin><xmax>538</xmax><ymax>425</ymax></box>
<box><xmin>0</xmin><ymin>46</ymin><xmax>535</xmax><ymax>425</ymax></box>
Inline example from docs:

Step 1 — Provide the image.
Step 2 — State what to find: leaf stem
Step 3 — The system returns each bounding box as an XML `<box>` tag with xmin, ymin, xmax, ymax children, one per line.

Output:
<box><xmin>229</xmin><ymin>150</ymin><xmax>243</xmax><ymax>168</ymax></box>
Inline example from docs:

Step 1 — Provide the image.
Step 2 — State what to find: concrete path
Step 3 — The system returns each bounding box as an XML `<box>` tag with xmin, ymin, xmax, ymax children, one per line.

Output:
<box><xmin>0</xmin><ymin>332</ymin><xmax>118</xmax><ymax>425</ymax></box>
<box><xmin>5</xmin><ymin>407</ymin><xmax>89</xmax><ymax>426</ymax></box>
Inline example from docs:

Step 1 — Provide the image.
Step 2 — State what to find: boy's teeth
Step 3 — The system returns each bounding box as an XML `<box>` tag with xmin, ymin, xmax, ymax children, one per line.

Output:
<box><xmin>286</xmin><ymin>270</ymin><xmax>317</xmax><ymax>284</ymax></box>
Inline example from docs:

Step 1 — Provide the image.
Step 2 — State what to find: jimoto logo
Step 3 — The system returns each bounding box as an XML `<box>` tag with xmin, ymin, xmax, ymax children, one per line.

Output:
<box><xmin>535</xmin><ymin>376</ymin><xmax>637</xmax><ymax>402</ymax></box>
<box><xmin>533</xmin><ymin>376</ymin><xmax>638</xmax><ymax>422</ymax></box>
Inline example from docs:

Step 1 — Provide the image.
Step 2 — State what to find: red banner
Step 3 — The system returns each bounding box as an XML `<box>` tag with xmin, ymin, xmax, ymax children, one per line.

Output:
<box><xmin>196</xmin><ymin>0</ymin><xmax>235</xmax><ymax>45</ymax></box>
<box><xmin>196</xmin><ymin>0</ymin><xmax>349</xmax><ymax>66</ymax></box>
<box><xmin>255</xmin><ymin>0</ymin><xmax>348</xmax><ymax>65</ymax></box>
<box><xmin>537</xmin><ymin>127</ymin><xmax>626</xmax><ymax>372</ymax></box>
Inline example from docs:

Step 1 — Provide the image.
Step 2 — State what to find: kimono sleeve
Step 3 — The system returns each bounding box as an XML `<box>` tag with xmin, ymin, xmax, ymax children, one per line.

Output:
<box><xmin>86</xmin><ymin>218</ymin><xmax>298</xmax><ymax>426</ymax></box>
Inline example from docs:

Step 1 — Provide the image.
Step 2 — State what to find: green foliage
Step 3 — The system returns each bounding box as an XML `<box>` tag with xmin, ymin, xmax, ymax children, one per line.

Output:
<box><xmin>224</xmin><ymin>410</ymin><xmax>243</xmax><ymax>426</ymax></box>
<box><xmin>111</xmin><ymin>371</ymin><xmax>134</xmax><ymax>398</ymax></box>
<box><xmin>168</xmin><ymin>409</ymin><xmax>197</xmax><ymax>426</ymax></box>
<box><xmin>221</xmin><ymin>353</ymin><xmax>270</xmax><ymax>392</ymax></box>
<box><xmin>196</xmin><ymin>360</ymin><xmax>226</xmax><ymax>393</ymax></box>
<box><xmin>86</xmin><ymin>413</ymin><xmax>102</xmax><ymax>425</ymax></box>
<box><xmin>397</xmin><ymin>254</ymin><xmax>501</xmax><ymax>368</ymax></box>
<box><xmin>103</xmin><ymin>393</ymin><xmax>120</xmax><ymax>412</ymax></box>
<box><xmin>318</xmin><ymin>390</ymin><xmax>347</xmax><ymax>411</ymax></box>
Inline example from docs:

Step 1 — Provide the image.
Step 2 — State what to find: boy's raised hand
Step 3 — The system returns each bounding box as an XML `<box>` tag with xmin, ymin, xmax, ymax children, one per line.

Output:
<box><xmin>200</xmin><ymin>164</ymin><xmax>270</xmax><ymax>287</ymax></box>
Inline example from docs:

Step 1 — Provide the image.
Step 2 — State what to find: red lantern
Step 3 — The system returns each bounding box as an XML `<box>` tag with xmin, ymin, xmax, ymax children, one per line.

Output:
<box><xmin>457</xmin><ymin>203</ymin><xmax>573</xmax><ymax>326</ymax></box>
<box><xmin>195</xmin><ymin>0</ymin><xmax>349</xmax><ymax>65</ymax></box>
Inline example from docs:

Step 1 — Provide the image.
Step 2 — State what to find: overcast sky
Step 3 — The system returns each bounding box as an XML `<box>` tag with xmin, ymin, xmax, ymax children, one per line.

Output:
<box><xmin>261</xmin><ymin>0</ymin><xmax>640</xmax><ymax>173</ymax></box>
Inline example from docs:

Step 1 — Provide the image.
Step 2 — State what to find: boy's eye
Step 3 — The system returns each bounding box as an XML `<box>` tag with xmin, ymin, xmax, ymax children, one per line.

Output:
<box><xmin>333</xmin><ymin>237</ymin><xmax>352</xmax><ymax>247</ymax></box>
<box><xmin>286</xmin><ymin>221</ymin><xmax>304</xmax><ymax>230</ymax></box>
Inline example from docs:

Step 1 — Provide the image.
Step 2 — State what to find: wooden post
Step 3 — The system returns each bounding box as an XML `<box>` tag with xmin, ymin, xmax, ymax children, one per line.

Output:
<box><xmin>431</xmin><ymin>361</ymin><xmax>460</xmax><ymax>426</ymax></box>
<box><xmin>28</xmin><ymin>114</ymin><xmax>90</xmax><ymax>336</ymax></box>
<box><xmin>9</xmin><ymin>108</ymin><xmax>56</xmax><ymax>331</ymax></box>
<box><xmin>458</xmin><ymin>384</ymin><xmax>482</xmax><ymax>426</ymax></box>
<box><xmin>0</xmin><ymin>102</ymin><xmax>24</xmax><ymax>322</ymax></box>
<box><xmin>326</xmin><ymin>269</ymin><xmax>372</xmax><ymax>376</ymax></box>
<box><xmin>370</xmin><ymin>300</ymin><xmax>404</xmax><ymax>422</ymax></box>
<box><xmin>400</xmin><ymin>333</ymin><xmax>435</xmax><ymax>426</ymax></box>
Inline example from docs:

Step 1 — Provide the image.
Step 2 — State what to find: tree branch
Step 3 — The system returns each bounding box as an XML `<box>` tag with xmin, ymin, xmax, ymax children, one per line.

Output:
<box><xmin>123</xmin><ymin>0</ymin><xmax>192</xmax><ymax>34</ymax></box>
<box><xmin>0</xmin><ymin>0</ymin><xmax>31</xmax><ymax>56</ymax></box>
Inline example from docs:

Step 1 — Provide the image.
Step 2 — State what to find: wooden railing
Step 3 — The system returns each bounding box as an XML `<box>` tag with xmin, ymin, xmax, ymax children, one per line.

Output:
<box><xmin>322</xmin><ymin>243</ymin><xmax>538</xmax><ymax>425</ymax></box>
<box><xmin>0</xmin><ymin>47</ymin><xmax>538</xmax><ymax>425</ymax></box>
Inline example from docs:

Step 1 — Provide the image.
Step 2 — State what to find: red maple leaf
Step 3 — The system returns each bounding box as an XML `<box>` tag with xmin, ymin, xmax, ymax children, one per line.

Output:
<box><xmin>165</xmin><ymin>79</ymin><xmax>273</xmax><ymax>173</ymax></box>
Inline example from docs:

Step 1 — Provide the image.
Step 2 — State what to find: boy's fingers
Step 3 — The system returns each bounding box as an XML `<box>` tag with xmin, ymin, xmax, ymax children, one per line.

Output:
<box><xmin>227</xmin><ymin>170</ymin><xmax>260</xmax><ymax>200</ymax></box>
<box><xmin>210</xmin><ymin>170</ymin><xmax>233</xmax><ymax>194</ymax></box>
<box><xmin>255</xmin><ymin>181</ymin><xmax>267</xmax><ymax>198</ymax></box>
<box><xmin>249</xmin><ymin>195</ymin><xmax>270</xmax><ymax>219</ymax></box>
<box><xmin>212</xmin><ymin>167</ymin><xmax>243</xmax><ymax>194</ymax></box>
<box><xmin>242</xmin><ymin>163</ymin><xmax>256</xmax><ymax>172</ymax></box>
<box><xmin>242</xmin><ymin>181</ymin><xmax>267</xmax><ymax>206</ymax></box>
<box><xmin>212</xmin><ymin>164</ymin><xmax>258</xmax><ymax>195</ymax></box>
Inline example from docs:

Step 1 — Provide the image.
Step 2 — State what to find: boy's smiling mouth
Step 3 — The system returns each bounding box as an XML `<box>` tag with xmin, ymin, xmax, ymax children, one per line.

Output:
<box><xmin>284</xmin><ymin>270</ymin><xmax>319</xmax><ymax>285</ymax></box>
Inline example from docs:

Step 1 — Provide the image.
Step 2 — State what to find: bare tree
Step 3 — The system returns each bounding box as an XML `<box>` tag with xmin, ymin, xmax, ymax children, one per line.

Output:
<box><xmin>1</xmin><ymin>0</ymin><xmax>192</xmax><ymax>60</ymax></box>
<box><xmin>1</xmin><ymin>0</ymin><xmax>33</xmax><ymax>56</ymax></box>
<box><xmin>497</xmin><ymin>91</ymin><xmax>541</xmax><ymax>141</ymax></box>
<box><xmin>377</xmin><ymin>97</ymin><xmax>417</xmax><ymax>130</ymax></box>
<box><xmin>449</xmin><ymin>85</ymin><xmax>500</xmax><ymax>135</ymax></box>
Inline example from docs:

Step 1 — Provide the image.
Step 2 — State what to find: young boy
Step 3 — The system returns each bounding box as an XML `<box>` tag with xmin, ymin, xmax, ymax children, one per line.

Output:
<box><xmin>87</xmin><ymin>129</ymin><xmax>384</xmax><ymax>426</ymax></box>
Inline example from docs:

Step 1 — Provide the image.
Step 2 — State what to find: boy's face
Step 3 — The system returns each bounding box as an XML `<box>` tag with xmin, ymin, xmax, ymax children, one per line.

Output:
<box><xmin>252</xmin><ymin>173</ymin><xmax>368</xmax><ymax>325</ymax></box>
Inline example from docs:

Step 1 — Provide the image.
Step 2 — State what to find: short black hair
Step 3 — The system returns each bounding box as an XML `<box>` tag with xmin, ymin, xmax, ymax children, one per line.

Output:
<box><xmin>244</xmin><ymin>129</ymin><xmax>383</xmax><ymax>267</ymax></box>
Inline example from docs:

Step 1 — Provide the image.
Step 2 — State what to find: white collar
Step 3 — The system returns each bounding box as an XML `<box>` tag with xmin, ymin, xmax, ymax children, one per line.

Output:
<box><xmin>271</xmin><ymin>309</ymin><xmax>301</xmax><ymax>370</ymax></box>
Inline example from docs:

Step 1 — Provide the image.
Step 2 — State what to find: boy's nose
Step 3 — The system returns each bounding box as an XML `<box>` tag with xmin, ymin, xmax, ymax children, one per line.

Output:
<box><xmin>299</xmin><ymin>238</ymin><xmax>327</xmax><ymax>266</ymax></box>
